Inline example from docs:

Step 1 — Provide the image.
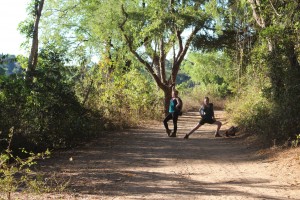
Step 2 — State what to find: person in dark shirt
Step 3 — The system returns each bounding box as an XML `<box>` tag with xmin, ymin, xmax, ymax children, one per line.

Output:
<box><xmin>163</xmin><ymin>85</ymin><xmax>182</xmax><ymax>137</ymax></box>
<box><xmin>184</xmin><ymin>97</ymin><xmax>222</xmax><ymax>139</ymax></box>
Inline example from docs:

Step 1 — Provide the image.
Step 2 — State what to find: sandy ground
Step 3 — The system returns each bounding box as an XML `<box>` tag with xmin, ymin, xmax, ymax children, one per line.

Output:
<box><xmin>5</xmin><ymin>111</ymin><xmax>300</xmax><ymax>200</ymax></box>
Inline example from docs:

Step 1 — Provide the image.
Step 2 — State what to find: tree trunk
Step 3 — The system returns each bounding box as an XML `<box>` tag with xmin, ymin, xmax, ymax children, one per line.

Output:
<box><xmin>82</xmin><ymin>79</ymin><xmax>94</xmax><ymax>106</ymax></box>
<box><xmin>119</xmin><ymin>4</ymin><xmax>199</xmax><ymax>115</ymax></box>
<box><xmin>286</xmin><ymin>42</ymin><xmax>300</xmax><ymax>71</ymax></box>
<box><xmin>247</xmin><ymin>0</ymin><xmax>274</xmax><ymax>51</ymax></box>
<box><xmin>162</xmin><ymin>86</ymin><xmax>172</xmax><ymax>116</ymax></box>
<box><xmin>26</xmin><ymin>0</ymin><xmax>45</xmax><ymax>83</ymax></box>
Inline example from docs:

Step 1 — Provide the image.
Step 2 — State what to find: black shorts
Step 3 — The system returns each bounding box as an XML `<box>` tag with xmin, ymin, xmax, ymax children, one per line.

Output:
<box><xmin>199</xmin><ymin>118</ymin><xmax>216</xmax><ymax>125</ymax></box>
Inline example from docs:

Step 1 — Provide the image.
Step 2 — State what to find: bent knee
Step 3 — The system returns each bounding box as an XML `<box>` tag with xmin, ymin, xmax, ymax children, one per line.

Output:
<box><xmin>215</xmin><ymin>121</ymin><xmax>222</xmax><ymax>126</ymax></box>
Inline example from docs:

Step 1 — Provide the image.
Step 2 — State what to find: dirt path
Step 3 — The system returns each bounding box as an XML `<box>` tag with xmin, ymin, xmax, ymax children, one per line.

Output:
<box><xmin>21</xmin><ymin>111</ymin><xmax>300</xmax><ymax>199</ymax></box>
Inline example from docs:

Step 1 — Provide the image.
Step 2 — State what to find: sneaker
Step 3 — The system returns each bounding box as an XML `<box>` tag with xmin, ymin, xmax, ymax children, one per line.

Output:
<box><xmin>166</xmin><ymin>129</ymin><xmax>171</xmax><ymax>136</ymax></box>
<box><xmin>214</xmin><ymin>132</ymin><xmax>222</xmax><ymax>137</ymax></box>
<box><xmin>183</xmin><ymin>134</ymin><xmax>189</xmax><ymax>139</ymax></box>
<box><xmin>225</xmin><ymin>131</ymin><xmax>229</xmax><ymax>137</ymax></box>
<box><xmin>169</xmin><ymin>132</ymin><xmax>176</xmax><ymax>137</ymax></box>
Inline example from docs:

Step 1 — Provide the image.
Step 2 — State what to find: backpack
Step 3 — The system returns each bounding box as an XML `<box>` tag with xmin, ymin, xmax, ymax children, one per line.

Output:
<box><xmin>177</xmin><ymin>97</ymin><xmax>183</xmax><ymax>115</ymax></box>
<box><xmin>225</xmin><ymin>126</ymin><xmax>239</xmax><ymax>137</ymax></box>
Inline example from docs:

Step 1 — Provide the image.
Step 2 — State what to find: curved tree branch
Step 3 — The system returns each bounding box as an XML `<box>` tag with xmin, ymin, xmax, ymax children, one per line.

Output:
<box><xmin>119</xmin><ymin>4</ymin><xmax>165</xmax><ymax>89</ymax></box>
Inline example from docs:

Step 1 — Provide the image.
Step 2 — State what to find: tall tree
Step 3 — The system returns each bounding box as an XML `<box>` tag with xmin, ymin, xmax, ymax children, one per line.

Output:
<box><xmin>247</xmin><ymin>0</ymin><xmax>300</xmax><ymax>100</ymax></box>
<box><xmin>85</xmin><ymin>0</ymin><xmax>229</xmax><ymax>114</ymax></box>
<box><xmin>41</xmin><ymin>0</ymin><xmax>233</xmax><ymax>114</ymax></box>
<box><xmin>23</xmin><ymin>0</ymin><xmax>45</xmax><ymax>83</ymax></box>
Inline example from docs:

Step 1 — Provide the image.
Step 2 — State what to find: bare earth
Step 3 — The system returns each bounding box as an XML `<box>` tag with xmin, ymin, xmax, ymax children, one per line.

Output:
<box><xmin>13</xmin><ymin>111</ymin><xmax>300</xmax><ymax>199</ymax></box>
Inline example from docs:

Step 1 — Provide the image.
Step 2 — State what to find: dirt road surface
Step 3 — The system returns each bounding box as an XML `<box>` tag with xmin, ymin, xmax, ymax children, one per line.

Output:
<box><xmin>14</xmin><ymin>111</ymin><xmax>300</xmax><ymax>199</ymax></box>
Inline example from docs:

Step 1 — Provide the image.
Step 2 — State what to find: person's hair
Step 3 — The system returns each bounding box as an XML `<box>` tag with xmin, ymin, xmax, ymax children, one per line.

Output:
<box><xmin>204</xmin><ymin>96</ymin><xmax>209</xmax><ymax>101</ymax></box>
<box><xmin>174</xmin><ymin>90</ymin><xmax>179</xmax><ymax>95</ymax></box>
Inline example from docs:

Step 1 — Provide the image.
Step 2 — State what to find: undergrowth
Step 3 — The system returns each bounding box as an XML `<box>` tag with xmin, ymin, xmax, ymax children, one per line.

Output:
<box><xmin>0</xmin><ymin>129</ymin><xmax>69</xmax><ymax>200</ymax></box>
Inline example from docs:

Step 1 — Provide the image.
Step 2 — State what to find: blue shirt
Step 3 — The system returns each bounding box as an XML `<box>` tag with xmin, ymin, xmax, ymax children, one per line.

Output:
<box><xmin>169</xmin><ymin>99</ymin><xmax>177</xmax><ymax>113</ymax></box>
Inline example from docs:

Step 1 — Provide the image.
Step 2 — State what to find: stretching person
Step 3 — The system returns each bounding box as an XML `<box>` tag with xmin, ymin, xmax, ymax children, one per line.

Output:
<box><xmin>184</xmin><ymin>97</ymin><xmax>222</xmax><ymax>139</ymax></box>
<box><xmin>163</xmin><ymin>85</ymin><xmax>182</xmax><ymax>137</ymax></box>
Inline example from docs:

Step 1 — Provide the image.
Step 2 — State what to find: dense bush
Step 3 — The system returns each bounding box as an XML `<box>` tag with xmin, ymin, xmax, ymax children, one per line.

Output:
<box><xmin>76</xmin><ymin>64</ymin><xmax>164</xmax><ymax>128</ymax></box>
<box><xmin>227</xmin><ymin>91</ymin><xmax>300</xmax><ymax>146</ymax></box>
<box><xmin>226</xmin><ymin>46</ymin><xmax>300</xmax><ymax>146</ymax></box>
<box><xmin>0</xmin><ymin>66</ymin><xmax>104</xmax><ymax>152</ymax></box>
<box><xmin>0</xmin><ymin>46</ymin><xmax>107</xmax><ymax>152</ymax></box>
<box><xmin>0</xmin><ymin>47</ymin><xmax>166</xmax><ymax>152</ymax></box>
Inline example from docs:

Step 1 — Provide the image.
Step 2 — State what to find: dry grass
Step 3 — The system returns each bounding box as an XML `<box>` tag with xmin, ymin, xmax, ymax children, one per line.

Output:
<box><xmin>181</xmin><ymin>95</ymin><xmax>226</xmax><ymax>112</ymax></box>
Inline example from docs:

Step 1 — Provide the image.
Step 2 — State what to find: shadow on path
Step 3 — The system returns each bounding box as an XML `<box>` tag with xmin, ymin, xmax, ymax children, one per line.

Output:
<box><xmin>36</xmin><ymin>111</ymin><xmax>295</xmax><ymax>200</ymax></box>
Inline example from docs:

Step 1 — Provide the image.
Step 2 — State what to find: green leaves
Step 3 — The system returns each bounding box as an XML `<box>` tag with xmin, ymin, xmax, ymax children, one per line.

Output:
<box><xmin>183</xmin><ymin>52</ymin><xmax>231</xmax><ymax>83</ymax></box>
<box><xmin>18</xmin><ymin>19</ymin><xmax>34</xmax><ymax>38</ymax></box>
<box><xmin>0</xmin><ymin>142</ymin><xmax>51</xmax><ymax>197</ymax></box>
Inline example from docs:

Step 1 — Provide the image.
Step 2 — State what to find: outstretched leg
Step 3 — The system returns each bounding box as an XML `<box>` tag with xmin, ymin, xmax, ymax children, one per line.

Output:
<box><xmin>184</xmin><ymin>123</ymin><xmax>202</xmax><ymax>139</ymax></box>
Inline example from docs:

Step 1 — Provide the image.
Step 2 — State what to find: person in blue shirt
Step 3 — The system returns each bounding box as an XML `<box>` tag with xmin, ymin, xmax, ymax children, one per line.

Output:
<box><xmin>184</xmin><ymin>97</ymin><xmax>222</xmax><ymax>139</ymax></box>
<box><xmin>163</xmin><ymin>85</ymin><xmax>182</xmax><ymax>137</ymax></box>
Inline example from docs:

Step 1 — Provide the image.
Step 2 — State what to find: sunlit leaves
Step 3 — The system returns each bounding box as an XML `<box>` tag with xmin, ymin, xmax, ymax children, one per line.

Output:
<box><xmin>182</xmin><ymin>51</ymin><xmax>231</xmax><ymax>84</ymax></box>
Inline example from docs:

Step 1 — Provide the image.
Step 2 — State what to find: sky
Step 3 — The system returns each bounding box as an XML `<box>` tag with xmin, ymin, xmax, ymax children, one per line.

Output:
<box><xmin>0</xmin><ymin>0</ymin><xmax>31</xmax><ymax>55</ymax></box>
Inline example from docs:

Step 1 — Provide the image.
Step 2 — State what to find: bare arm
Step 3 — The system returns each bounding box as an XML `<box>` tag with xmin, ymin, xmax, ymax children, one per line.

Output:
<box><xmin>171</xmin><ymin>83</ymin><xmax>176</xmax><ymax>92</ymax></box>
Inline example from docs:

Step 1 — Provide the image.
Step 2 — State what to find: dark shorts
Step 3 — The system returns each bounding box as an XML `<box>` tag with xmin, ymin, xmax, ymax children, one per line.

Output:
<box><xmin>199</xmin><ymin>118</ymin><xmax>216</xmax><ymax>125</ymax></box>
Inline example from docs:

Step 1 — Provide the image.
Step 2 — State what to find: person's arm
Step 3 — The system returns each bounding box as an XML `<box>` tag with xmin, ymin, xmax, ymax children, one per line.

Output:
<box><xmin>171</xmin><ymin>84</ymin><xmax>176</xmax><ymax>92</ymax></box>
<box><xmin>172</xmin><ymin>84</ymin><xmax>182</xmax><ymax>110</ymax></box>
<box><xmin>199</xmin><ymin>105</ymin><xmax>205</xmax><ymax>117</ymax></box>
<box><xmin>211</xmin><ymin>103</ymin><xmax>215</xmax><ymax>119</ymax></box>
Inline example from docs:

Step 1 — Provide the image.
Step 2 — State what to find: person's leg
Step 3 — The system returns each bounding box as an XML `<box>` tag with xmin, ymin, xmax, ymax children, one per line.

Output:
<box><xmin>213</xmin><ymin>120</ymin><xmax>222</xmax><ymax>137</ymax></box>
<box><xmin>170</xmin><ymin>112</ymin><xmax>179</xmax><ymax>137</ymax></box>
<box><xmin>163</xmin><ymin>113</ymin><xmax>173</xmax><ymax>136</ymax></box>
<box><xmin>184</xmin><ymin>123</ymin><xmax>202</xmax><ymax>139</ymax></box>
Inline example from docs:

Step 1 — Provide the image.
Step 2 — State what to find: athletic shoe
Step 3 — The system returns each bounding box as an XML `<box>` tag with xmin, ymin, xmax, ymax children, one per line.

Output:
<box><xmin>169</xmin><ymin>132</ymin><xmax>176</xmax><ymax>137</ymax></box>
<box><xmin>183</xmin><ymin>134</ymin><xmax>189</xmax><ymax>139</ymax></box>
<box><xmin>214</xmin><ymin>133</ymin><xmax>222</xmax><ymax>137</ymax></box>
<box><xmin>166</xmin><ymin>129</ymin><xmax>171</xmax><ymax>136</ymax></box>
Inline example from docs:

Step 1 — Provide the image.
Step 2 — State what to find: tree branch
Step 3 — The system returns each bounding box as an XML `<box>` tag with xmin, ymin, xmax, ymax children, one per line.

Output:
<box><xmin>119</xmin><ymin>4</ymin><xmax>165</xmax><ymax>89</ymax></box>
<box><xmin>159</xmin><ymin>37</ymin><xmax>167</xmax><ymax>84</ymax></box>
<box><xmin>172</xmin><ymin>26</ymin><xmax>200</xmax><ymax>82</ymax></box>
<box><xmin>247</xmin><ymin>0</ymin><xmax>266</xmax><ymax>28</ymax></box>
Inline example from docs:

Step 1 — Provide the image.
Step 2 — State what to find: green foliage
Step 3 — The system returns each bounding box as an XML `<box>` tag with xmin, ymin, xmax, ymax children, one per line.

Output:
<box><xmin>0</xmin><ymin>46</ymin><xmax>104</xmax><ymax>151</ymax></box>
<box><xmin>226</xmin><ymin>87</ymin><xmax>271</xmax><ymax>130</ymax></box>
<box><xmin>291</xmin><ymin>134</ymin><xmax>300</xmax><ymax>148</ymax></box>
<box><xmin>227</xmin><ymin>87</ymin><xmax>300</xmax><ymax>146</ymax></box>
<box><xmin>13</xmin><ymin>0</ymin><xmax>300</xmax><ymax>148</ymax></box>
<box><xmin>76</xmin><ymin>61</ymin><xmax>164</xmax><ymax>128</ymax></box>
<box><xmin>40</xmin><ymin>0</ymin><xmax>236</xmax><ymax>115</ymax></box>
<box><xmin>222</xmin><ymin>0</ymin><xmax>300</xmax><ymax>146</ymax></box>
<box><xmin>181</xmin><ymin>51</ymin><xmax>233</xmax><ymax>98</ymax></box>
<box><xmin>18</xmin><ymin>19</ymin><xmax>34</xmax><ymax>39</ymax></box>
<box><xmin>0</xmin><ymin>131</ymin><xmax>51</xmax><ymax>199</ymax></box>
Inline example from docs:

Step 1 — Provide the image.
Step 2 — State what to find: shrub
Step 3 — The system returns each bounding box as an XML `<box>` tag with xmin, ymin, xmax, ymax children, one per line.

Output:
<box><xmin>0</xmin><ymin>129</ymin><xmax>51</xmax><ymax>200</ymax></box>
<box><xmin>0</xmin><ymin>64</ymin><xmax>104</xmax><ymax>151</ymax></box>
